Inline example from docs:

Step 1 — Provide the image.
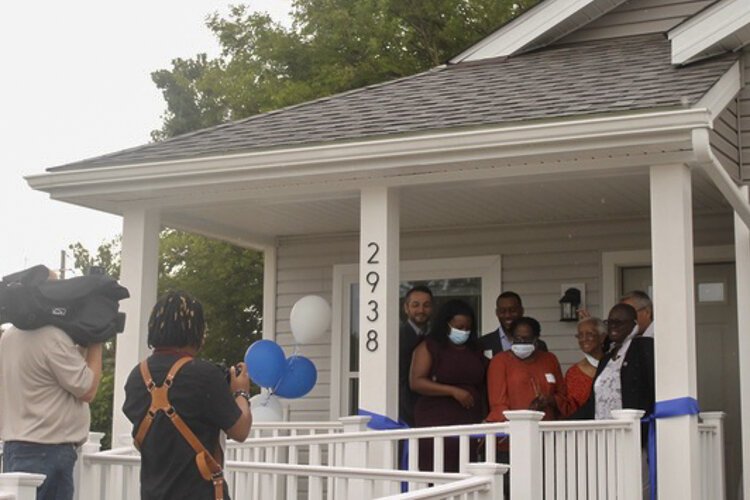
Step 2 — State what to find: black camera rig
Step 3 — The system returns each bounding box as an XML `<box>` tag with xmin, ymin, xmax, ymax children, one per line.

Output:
<box><xmin>0</xmin><ymin>265</ymin><xmax>130</xmax><ymax>346</ymax></box>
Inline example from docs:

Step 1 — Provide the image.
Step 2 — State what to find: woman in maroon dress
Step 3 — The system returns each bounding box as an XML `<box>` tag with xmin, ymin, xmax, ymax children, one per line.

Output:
<box><xmin>563</xmin><ymin>317</ymin><xmax>607</xmax><ymax>416</ymax></box>
<box><xmin>409</xmin><ymin>299</ymin><xmax>487</xmax><ymax>472</ymax></box>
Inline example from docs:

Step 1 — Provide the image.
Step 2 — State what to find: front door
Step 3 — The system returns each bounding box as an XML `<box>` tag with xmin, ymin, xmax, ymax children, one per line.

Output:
<box><xmin>622</xmin><ymin>263</ymin><xmax>741</xmax><ymax>498</ymax></box>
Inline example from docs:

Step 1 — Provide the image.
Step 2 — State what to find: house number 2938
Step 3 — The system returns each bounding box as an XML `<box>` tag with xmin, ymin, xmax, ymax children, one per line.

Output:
<box><xmin>365</xmin><ymin>242</ymin><xmax>380</xmax><ymax>352</ymax></box>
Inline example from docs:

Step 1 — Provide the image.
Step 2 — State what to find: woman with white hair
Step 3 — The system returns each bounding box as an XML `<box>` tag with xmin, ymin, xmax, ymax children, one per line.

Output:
<box><xmin>563</xmin><ymin>317</ymin><xmax>607</xmax><ymax>416</ymax></box>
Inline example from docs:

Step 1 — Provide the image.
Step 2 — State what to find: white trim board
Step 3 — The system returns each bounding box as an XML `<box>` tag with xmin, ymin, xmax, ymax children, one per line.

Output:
<box><xmin>669</xmin><ymin>0</ymin><xmax>750</xmax><ymax>65</ymax></box>
<box><xmin>451</xmin><ymin>0</ymin><xmax>625</xmax><ymax>62</ymax></box>
<box><xmin>601</xmin><ymin>245</ymin><xmax>735</xmax><ymax>313</ymax></box>
<box><xmin>330</xmin><ymin>255</ymin><xmax>501</xmax><ymax>418</ymax></box>
<box><xmin>695</xmin><ymin>61</ymin><xmax>742</xmax><ymax>122</ymax></box>
<box><xmin>27</xmin><ymin>109</ymin><xmax>712</xmax><ymax>204</ymax></box>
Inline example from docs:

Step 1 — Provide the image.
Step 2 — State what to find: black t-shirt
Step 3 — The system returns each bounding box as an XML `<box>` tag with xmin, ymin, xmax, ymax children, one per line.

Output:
<box><xmin>123</xmin><ymin>354</ymin><xmax>242</xmax><ymax>500</ymax></box>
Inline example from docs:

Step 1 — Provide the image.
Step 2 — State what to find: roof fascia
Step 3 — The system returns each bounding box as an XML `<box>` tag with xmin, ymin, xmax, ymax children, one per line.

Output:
<box><xmin>669</xmin><ymin>0</ymin><xmax>750</xmax><ymax>65</ymax></box>
<box><xmin>26</xmin><ymin>108</ymin><xmax>712</xmax><ymax>200</ymax></box>
<box><xmin>451</xmin><ymin>0</ymin><xmax>610</xmax><ymax>63</ymax></box>
<box><xmin>696</xmin><ymin>61</ymin><xmax>742</xmax><ymax>120</ymax></box>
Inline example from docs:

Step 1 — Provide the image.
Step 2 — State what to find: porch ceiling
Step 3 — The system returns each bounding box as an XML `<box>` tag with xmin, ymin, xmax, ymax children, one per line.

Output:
<box><xmin>162</xmin><ymin>168</ymin><xmax>730</xmax><ymax>244</ymax></box>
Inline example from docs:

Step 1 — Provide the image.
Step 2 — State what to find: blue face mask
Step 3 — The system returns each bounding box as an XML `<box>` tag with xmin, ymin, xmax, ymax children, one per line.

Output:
<box><xmin>448</xmin><ymin>326</ymin><xmax>471</xmax><ymax>345</ymax></box>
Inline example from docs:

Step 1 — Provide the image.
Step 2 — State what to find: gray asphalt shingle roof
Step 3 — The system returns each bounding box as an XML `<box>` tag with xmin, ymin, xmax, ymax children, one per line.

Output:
<box><xmin>51</xmin><ymin>33</ymin><xmax>739</xmax><ymax>172</ymax></box>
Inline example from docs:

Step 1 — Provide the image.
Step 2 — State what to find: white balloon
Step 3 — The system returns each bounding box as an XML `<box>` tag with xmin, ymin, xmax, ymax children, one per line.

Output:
<box><xmin>290</xmin><ymin>295</ymin><xmax>332</xmax><ymax>344</ymax></box>
<box><xmin>250</xmin><ymin>393</ymin><xmax>284</xmax><ymax>422</ymax></box>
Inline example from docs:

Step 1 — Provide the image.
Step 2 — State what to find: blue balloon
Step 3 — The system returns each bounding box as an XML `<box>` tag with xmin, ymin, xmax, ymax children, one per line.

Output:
<box><xmin>245</xmin><ymin>340</ymin><xmax>286</xmax><ymax>388</ymax></box>
<box><xmin>274</xmin><ymin>355</ymin><xmax>317</xmax><ymax>399</ymax></box>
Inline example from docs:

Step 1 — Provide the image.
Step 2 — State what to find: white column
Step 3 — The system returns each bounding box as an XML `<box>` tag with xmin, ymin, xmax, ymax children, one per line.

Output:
<box><xmin>358</xmin><ymin>186</ymin><xmax>400</xmax><ymax>419</ymax></box>
<box><xmin>505</xmin><ymin>410</ymin><xmax>543</xmax><ymax>500</ymax></box>
<box><xmin>649</xmin><ymin>164</ymin><xmax>699</xmax><ymax>499</ymax></box>
<box><xmin>735</xmin><ymin>185</ymin><xmax>750</xmax><ymax>500</ymax></box>
<box><xmin>112</xmin><ymin>207</ymin><xmax>160</xmax><ymax>444</ymax></box>
<box><xmin>262</xmin><ymin>245</ymin><xmax>277</xmax><ymax>341</ymax></box>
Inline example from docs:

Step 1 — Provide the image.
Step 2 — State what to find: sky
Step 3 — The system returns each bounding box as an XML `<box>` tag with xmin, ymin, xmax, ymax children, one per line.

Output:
<box><xmin>0</xmin><ymin>1</ymin><xmax>292</xmax><ymax>278</ymax></box>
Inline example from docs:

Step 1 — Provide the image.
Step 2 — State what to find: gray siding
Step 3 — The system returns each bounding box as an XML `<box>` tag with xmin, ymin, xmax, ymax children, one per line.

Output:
<box><xmin>274</xmin><ymin>213</ymin><xmax>734</xmax><ymax>421</ymax></box>
<box><xmin>711</xmin><ymin>99</ymin><xmax>741</xmax><ymax>180</ymax></box>
<box><xmin>560</xmin><ymin>0</ymin><xmax>714</xmax><ymax>44</ymax></box>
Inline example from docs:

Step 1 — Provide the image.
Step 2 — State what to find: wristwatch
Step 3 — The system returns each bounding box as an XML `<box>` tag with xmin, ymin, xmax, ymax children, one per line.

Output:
<box><xmin>232</xmin><ymin>390</ymin><xmax>251</xmax><ymax>403</ymax></box>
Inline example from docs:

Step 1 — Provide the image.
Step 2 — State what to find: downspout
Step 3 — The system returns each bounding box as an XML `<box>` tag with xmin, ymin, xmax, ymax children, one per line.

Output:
<box><xmin>691</xmin><ymin>128</ymin><xmax>750</xmax><ymax>229</ymax></box>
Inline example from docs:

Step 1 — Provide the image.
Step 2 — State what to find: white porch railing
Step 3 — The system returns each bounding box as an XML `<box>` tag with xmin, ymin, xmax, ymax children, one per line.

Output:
<box><xmin>0</xmin><ymin>410</ymin><xmax>727</xmax><ymax>500</ymax></box>
<box><xmin>698</xmin><ymin>412</ymin><xmax>726</xmax><ymax>500</ymax></box>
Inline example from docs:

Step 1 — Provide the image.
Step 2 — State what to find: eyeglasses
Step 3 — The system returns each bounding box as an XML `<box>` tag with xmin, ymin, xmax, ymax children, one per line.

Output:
<box><xmin>603</xmin><ymin>319</ymin><xmax>635</xmax><ymax>328</ymax></box>
<box><xmin>574</xmin><ymin>332</ymin><xmax>601</xmax><ymax>340</ymax></box>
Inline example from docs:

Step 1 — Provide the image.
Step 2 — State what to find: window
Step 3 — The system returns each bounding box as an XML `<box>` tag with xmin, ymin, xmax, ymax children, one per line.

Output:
<box><xmin>331</xmin><ymin>256</ymin><xmax>501</xmax><ymax>417</ymax></box>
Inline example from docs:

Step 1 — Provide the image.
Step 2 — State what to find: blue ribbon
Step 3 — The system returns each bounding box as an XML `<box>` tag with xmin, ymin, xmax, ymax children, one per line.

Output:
<box><xmin>643</xmin><ymin>397</ymin><xmax>700</xmax><ymax>500</ymax></box>
<box><xmin>358</xmin><ymin>409</ymin><xmax>411</xmax><ymax>492</ymax></box>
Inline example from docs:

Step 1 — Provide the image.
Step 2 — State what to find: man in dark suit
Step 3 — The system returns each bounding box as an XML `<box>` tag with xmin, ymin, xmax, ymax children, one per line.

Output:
<box><xmin>478</xmin><ymin>291</ymin><xmax>547</xmax><ymax>359</ymax></box>
<box><xmin>398</xmin><ymin>285</ymin><xmax>433</xmax><ymax>426</ymax></box>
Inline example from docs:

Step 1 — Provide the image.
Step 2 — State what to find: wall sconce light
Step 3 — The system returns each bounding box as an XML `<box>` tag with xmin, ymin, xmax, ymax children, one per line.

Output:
<box><xmin>559</xmin><ymin>284</ymin><xmax>584</xmax><ymax>322</ymax></box>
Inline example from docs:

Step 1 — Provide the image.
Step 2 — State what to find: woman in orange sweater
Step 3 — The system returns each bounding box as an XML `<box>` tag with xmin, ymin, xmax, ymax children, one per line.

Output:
<box><xmin>486</xmin><ymin>317</ymin><xmax>572</xmax><ymax>422</ymax></box>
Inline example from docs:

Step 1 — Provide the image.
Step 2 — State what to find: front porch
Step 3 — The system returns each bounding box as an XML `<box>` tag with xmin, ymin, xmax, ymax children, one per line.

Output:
<box><xmin>20</xmin><ymin>14</ymin><xmax>750</xmax><ymax>498</ymax></box>
<box><xmin>0</xmin><ymin>410</ymin><xmax>727</xmax><ymax>499</ymax></box>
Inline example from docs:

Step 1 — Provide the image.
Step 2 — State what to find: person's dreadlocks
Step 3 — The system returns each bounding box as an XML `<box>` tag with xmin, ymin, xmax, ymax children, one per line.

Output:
<box><xmin>147</xmin><ymin>290</ymin><xmax>205</xmax><ymax>349</ymax></box>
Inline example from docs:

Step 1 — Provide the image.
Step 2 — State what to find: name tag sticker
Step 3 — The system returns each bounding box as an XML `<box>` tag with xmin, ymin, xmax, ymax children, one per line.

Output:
<box><xmin>545</xmin><ymin>373</ymin><xmax>556</xmax><ymax>384</ymax></box>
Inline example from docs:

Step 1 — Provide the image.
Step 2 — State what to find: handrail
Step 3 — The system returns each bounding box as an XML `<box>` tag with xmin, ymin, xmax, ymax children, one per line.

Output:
<box><xmin>250</xmin><ymin>421</ymin><xmax>343</xmax><ymax>430</ymax></box>
<box><xmin>235</xmin><ymin>421</ymin><xmax>510</xmax><ymax>447</ymax></box>
<box><xmin>378</xmin><ymin>476</ymin><xmax>490</xmax><ymax>500</ymax></box>
<box><xmin>226</xmin><ymin>460</ymin><xmax>467</xmax><ymax>483</ymax></box>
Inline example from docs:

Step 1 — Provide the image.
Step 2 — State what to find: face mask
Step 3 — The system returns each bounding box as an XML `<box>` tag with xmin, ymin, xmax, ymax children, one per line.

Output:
<box><xmin>511</xmin><ymin>343</ymin><xmax>535</xmax><ymax>359</ymax></box>
<box><xmin>448</xmin><ymin>327</ymin><xmax>471</xmax><ymax>345</ymax></box>
<box><xmin>584</xmin><ymin>353</ymin><xmax>599</xmax><ymax>368</ymax></box>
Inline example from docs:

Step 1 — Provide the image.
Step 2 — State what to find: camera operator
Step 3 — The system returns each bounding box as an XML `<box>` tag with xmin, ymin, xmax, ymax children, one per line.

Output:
<box><xmin>0</xmin><ymin>288</ymin><xmax>103</xmax><ymax>500</ymax></box>
<box><xmin>123</xmin><ymin>290</ymin><xmax>252</xmax><ymax>500</ymax></box>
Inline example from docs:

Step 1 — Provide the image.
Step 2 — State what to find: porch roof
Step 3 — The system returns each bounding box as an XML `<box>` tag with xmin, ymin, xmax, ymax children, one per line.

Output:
<box><xmin>50</xmin><ymin>33</ymin><xmax>738</xmax><ymax>172</ymax></box>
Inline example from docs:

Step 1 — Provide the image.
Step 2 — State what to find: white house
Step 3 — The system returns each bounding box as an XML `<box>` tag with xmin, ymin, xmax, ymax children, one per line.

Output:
<box><xmin>25</xmin><ymin>0</ymin><xmax>750</xmax><ymax>498</ymax></box>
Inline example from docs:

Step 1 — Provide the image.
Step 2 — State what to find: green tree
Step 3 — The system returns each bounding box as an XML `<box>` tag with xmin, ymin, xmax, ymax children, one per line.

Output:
<box><xmin>151</xmin><ymin>0</ymin><xmax>539</xmax><ymax>139</ymax></box>
<box><xmin>69</xmin><ymin>238</ymin><xmax>121</xmax><ymax>449</ymax></box>
<box><xmin>158</xmin><ymin>229</ymin><xmax>264</xmax><ymax>364</ymax></box>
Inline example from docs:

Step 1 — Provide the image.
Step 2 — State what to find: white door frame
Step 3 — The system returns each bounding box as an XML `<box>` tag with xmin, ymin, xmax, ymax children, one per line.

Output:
<box><xmin>331</xmin><ymin>255</ymin><xmax>501</xmax><ymax>418</ymax></box>
<box><xmin>601</xmin><ymin>245</ymin><xmax>735</xmax><ymax>313</ymax></box>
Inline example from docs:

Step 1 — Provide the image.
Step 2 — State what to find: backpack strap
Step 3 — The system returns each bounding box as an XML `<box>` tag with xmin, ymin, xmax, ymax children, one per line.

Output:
<box><xmin>133</xmin><ymin>357</ymin><xmax>225</xmax><ymax>500</ymax></box>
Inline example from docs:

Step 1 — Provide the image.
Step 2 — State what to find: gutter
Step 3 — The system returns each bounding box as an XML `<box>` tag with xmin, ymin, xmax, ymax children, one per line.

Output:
<box><xmin>691</xmin><ymin>127</ymin><xmax>750</xmax><ymax>229</ymax></box>
<box><xmin>26</xmin><ymin>108</ymin><xmax>712</xmax><ymax>199</ymax></box>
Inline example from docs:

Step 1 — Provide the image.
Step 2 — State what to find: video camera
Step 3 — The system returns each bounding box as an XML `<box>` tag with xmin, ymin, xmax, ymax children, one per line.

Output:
<box><xmin>0</xmin><ymin>265</ymin><xmax>130</xmax><ymax>346</ymax></box>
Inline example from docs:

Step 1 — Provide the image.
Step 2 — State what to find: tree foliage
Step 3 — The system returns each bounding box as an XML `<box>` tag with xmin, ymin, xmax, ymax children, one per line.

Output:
<box><xmin>158</xmin><ymin>229</ymin><xmax>264</xmax><ymax>364</ymax></box>
<box><xmin>151</xmin><ymin>0</ymin><xmax>539</xmax><ymax>139</ymax></box>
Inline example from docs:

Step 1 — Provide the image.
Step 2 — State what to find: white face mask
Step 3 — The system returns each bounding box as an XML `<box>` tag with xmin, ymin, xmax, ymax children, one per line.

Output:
<box><xmin>448</xmin><ymin>327</ymin><xmax>471</xmax><ymax>345</ymax></box>
<box><xmin>511</xmin><ymin>343</ymin><xmax>535</xmax><ymax>359</ymax></box>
